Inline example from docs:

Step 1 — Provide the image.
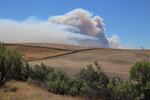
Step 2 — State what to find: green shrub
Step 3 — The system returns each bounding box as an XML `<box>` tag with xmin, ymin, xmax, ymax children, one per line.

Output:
<box><xmin>77</xmin><ymin>62</ymin><xmax>109</xmax><ymax>98</ymax></box>
<box><xmin>21</xmin><ymin>61</ymin><xmax>32</xmax><ymax>80</ymax></box>
<box><xmin>47</xmin><ymin>70</ymin><xmax>70</xmax><ymax>95</ymax></box>
<box><xmin>130</xmin><ymin>61</ymin><xmax>150</xmax><ymax>100</ymax></box>
<box><xmin>27</xmin><ymin>77</ymin><xmax>39</xmax><ymax>85</ymax></box>
<box><xmin>9</xmin><ymin>51</ymin><xmax>29</xmax><ymax>80</ymax></box>
<box><xmin>0</xmin><ymin>42</ymin><xmax>28</xmax><ymax>86</ymax></box>
<box><xmin>68</xmin><ymin>78</ymin><xmax>82</xmax><ymax>96</ymax></box>
<box><xmin>0</xmin><ymin>42</ymin><xmax>11</xmax><ymax>86</ymax></box>
<box><xmin>130</xmin><ymin>61</ymin><xmax>150</xmax><ymax>86</ymax></box>
<box><xmin>107</xmin><ymin>78</ymin><xmax>138</xmax><ymax>100</ymax></box>
<box><xmin>29</xmin><ymin>63</ymin><xmax>54</xmax><ymax>83</ymax></box>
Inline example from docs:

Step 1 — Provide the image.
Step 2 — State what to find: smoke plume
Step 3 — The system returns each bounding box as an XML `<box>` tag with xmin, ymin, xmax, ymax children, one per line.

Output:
<box><xmin>0</xmin><ymin>8</ymin><xmax>120</xmax><ymax>48</ymax></box>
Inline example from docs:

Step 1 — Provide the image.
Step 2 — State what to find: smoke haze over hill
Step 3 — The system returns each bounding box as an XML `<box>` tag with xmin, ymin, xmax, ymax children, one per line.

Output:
<box><xmin>0</xmin><ymin>9</ymin><xmax>120</xmax><ymax>48</ymax></box>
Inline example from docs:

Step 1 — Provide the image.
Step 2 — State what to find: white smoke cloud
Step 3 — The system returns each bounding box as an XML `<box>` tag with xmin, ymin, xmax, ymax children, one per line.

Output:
<box><xmin>108</xmin><ymin>34</ymin><xmax>120</xmax><ymax>48</ymax></box>
<box><xmin>0</xmin><ymin>8</ymin><xmax>120</xmax><ymax>48</ymax></box>
<box><xmin>49</xmin><ymin>9</ymin><xmax>104</xmax><ymax>36</ymax></box>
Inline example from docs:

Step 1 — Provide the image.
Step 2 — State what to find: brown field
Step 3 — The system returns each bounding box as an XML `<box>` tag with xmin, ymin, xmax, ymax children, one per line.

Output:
<box><xmin>0</xmin><ymin>81</ymin><xmax>82</xmax><ymax>100</ymax></box>
<box><xmin>6</xmin><ymin>44</ymin><xmax>70</xmax><ymax>61</ymax></box>
<box><xmin>2</xmin><ymin>43</ymin><xmax>150</xmax><ymax>100</ymax></box>
<box><xmin>6</xmin><ymin>43</ymin><xmax>150</xmax><ymax>79</ymax></box>
<box><xmin>17</xmin><ymin>43</ymin><xmax>87</xmax><ymax>50</ymax></box>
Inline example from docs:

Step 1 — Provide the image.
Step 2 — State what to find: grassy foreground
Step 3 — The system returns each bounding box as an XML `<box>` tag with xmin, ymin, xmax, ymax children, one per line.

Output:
<box><xmin>0</xmin><ymin>81</ymin><xmax>82</xmax><ymax>100</ymax></box>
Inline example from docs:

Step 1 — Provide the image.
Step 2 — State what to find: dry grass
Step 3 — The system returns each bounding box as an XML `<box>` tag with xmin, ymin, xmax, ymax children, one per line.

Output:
<box><xmin>0</xmin><ymin>81</ymin><xmax>82</xmax><ymax>100</ymax></box>
<box><xmin>6</xmin><ymin>43</ymin><xmax>150</xmax><ymax>79</ymax></box>
<box><xmin>30</xmin><ymin>48</ymin><xmax>150</xmax><ymax>79</ymax></box>
<box><xmin>3</xmin><ymin>43</ymin><xmax>150</xmax><ymax>100</ymax></box>
<box><xmin>6</xmin><ymin>44</ymin><xmax>69</xmax><ymax>61</ymax></box>
<box><xmin>21</xmin><ymin>43</ymin><xmax>87</xmax><ymax>50</ymax></box>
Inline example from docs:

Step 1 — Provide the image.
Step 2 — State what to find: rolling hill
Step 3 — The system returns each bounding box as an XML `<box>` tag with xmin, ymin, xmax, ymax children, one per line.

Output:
<box><xmin>6</xmin><ymin>43</ymin><xmax>150</xmax><ymax>79</ymax></box>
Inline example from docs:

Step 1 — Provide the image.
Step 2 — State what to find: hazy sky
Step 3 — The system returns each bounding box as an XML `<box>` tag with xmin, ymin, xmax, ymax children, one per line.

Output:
<box><xmin>0</xmin><ymin>0</ymin><xmax>150</xmax><ymax>48</ymax></box>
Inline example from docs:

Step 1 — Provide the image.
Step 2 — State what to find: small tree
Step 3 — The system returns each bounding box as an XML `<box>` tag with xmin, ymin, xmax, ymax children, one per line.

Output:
<box><xmin>0</xmin><ymin>43</ymin><xmax>27</xmax><ymax>86</ymax></box>
<box><xmin>107</xmin><ymin>78</ymin><xmax>138</xmax><ymax>100</ymax></box>
<box><xmin>29</xmin><ymin>63</ymin><xmax>54</xmax><ymax>82</ymax></box>
<box><xmin>130</xmin><ymin>61</ymin><xmax>150</xmax><ymax>86</ymax></box>
<box><xmin>130</xmin><ymin>61</ymin><xmax>150</xmax><ymax>100</ymax></box>
<box><xmin>47</xmin><ymin>70</ymin><xmax>70</xmax><ymax>94</ymax></box>
<box><xmin>0</xmin><ymin>43</ymin><xmax>13</xmax><ymax>86</ymax></box>
<box><xmin>77</xmin><ymin>62</ymin><xmax>109</xmax><ymax>98</ymax></box>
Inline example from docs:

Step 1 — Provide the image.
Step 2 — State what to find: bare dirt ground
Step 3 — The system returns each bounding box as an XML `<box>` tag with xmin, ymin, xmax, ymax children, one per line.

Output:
<box><xmin>6</xmin><ymin>43</ymin><xmax>150</xmax><ymax>79</ymax></box>
<box><xmin>0</xmin><ymin>81</ymin><xmax>82</xmax><ymax>100</ymax></box>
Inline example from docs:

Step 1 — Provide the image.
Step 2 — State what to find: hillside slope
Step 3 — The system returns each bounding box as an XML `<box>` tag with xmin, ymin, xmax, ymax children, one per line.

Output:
<box><xmin>6</xmin><ymin>43</ymin><xmax>150</xmax><ymax>79</ymax></box>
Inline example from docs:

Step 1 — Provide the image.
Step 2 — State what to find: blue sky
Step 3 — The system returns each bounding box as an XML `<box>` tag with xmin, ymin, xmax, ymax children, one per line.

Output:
<box><xmin>0</xmin><ymin>0</ymin><xmax>150</xmax><ymax>48</ymax></box>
